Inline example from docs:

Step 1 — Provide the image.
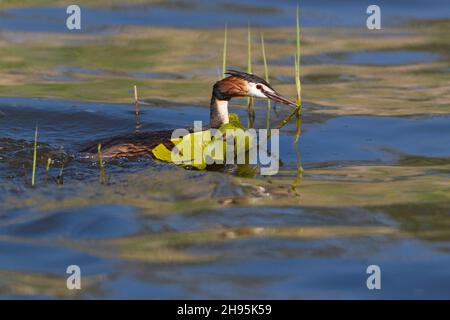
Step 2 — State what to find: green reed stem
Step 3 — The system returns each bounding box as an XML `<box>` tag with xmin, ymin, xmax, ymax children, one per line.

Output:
<box><xmin>293</xmin><ymin>5</ymin><xmax>304</xmax><ymax>191</ymax></box>
<box><xmin>247</xmin><ymin>23</ymin><xmax>252</xmax><ymax>74</ymax></box>
<box><xmin>31</xmin><ymin>125</ymin><xmax>38</xmax><ymax>187</ymax></box>
<box><xmin>98</xmin><ymin>143</ymin><xmax>107</xmax><ymax>184</ymax></box>
<box><xmin>261</xmin><ymin>32</ymin><xmax>271</xmax><ymax>131</ymax></box>
<box><xmin>276</xmin><ymin>107</ymin><xmax>297</xmax><ymax>130</ymax></box>
<box><xmin>222</xmin><ymin>23</ymin><xmax>228</xmax><ymax>79</ymax></box>
<box><xmin>294</xmin><ymin>6</ymin><xmax>302</xmax><ymax>143</ymax></box>
<box><xmin>296</xmin><ymin>6</ymin><xmax>301</xmax><ymax>73</ymax></box>
<box><xmin>295</xmin><ymin>5</ymin><xmax>301</xmax><ymax>105</ymax></box>
<box><xmin>247</xmin><ymin>23</ymin><xmax>254</xmax><ymax>128</ymax></box>
<box><xmin>262</xmin><ymin>6</ymin><xmax>303</xmax><ymax>140</ymax></box>
<box><xmin>238</xmin><ymin>104</ymin><xmax>301</xmax><ymax>166</ymax></box>
<box><xmin>294</xmin><ymin>107</ymin><xmax>302</xmax><ymax>144</ymax></box>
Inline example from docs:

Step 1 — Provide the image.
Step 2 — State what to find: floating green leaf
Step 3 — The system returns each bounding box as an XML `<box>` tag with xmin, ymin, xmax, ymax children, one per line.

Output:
<box><xmin>152</xmin><ymin>114</ymin><xmax>252</xmax><ymax>170</ymax></box>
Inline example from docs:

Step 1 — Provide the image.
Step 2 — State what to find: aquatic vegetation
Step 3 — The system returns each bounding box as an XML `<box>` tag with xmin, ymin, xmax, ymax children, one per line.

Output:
<box><xmin>222</xmin><ymin>24</ymin><xmax>228</xmax><ymax>79</ymax></box>
<box><xmin>247</xmin><ymin>24</ymin><xmax>255</xmax><ymax>128</ymax></box>
<box><xmin>133</xmin><ymin>85</ymin><xmax>139</xmax><ymax>116</ymax></box>
<box><xmin>295</xmin><ymin>7</ymin><xmax>301</xmax><ymax>106</ymax></box>
<box><xmin>55</xmin><ymin>164</ymin><xmax>64</xmax><ymax>185</ymax></box>
<box><xmin>133</xmin><ymin>85</ymin><xmax>141</xmax><ymax>132</ymax></box>
<box><xmin>31</xmin><ymin>125</ymin><xmax>38</xmax><ymax>187</ymax></box>
<box><xmin>98</xmin><ymin>144</ymin><xmax>107</xmax><ymax>184</ymax></box>
<box><xmin>260</xmin><ymin>32</ymin><xmax>271</xmax><ymax>131</ymax></box>
<box><xmin>294</xmin><ymin>5</ymin><xmax>302</xmax><ymax>142</ymax></box>
<box><xmin>293</xmin><ymin>6</ymin><xmax>304</xmax><ymax>185</ymax></box>
<box><xmin>152</xmin><ymin>114</ymin><xmax>251</xmax><ymax>170</ymax></box>
<box><xmin>1</xmin><ymin>1</ymin><xmax>449</xmax><ymax>299</ymax></box>
<box><xmin>291</xmin><ymin>142</ymin><xmax>303</xmax><ymax>195</ymax></box>
<box><xmin>43</xmin><ymin>157</ymin><xmax>52</xmax><ymax>186</ymax></box>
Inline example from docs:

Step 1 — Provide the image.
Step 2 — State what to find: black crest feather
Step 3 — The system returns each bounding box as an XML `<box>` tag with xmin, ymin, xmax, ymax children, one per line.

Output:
<box><xmin>225</xmin><ymin>69</ymin><xmax>274</xmax><ymax>90</ymax></box>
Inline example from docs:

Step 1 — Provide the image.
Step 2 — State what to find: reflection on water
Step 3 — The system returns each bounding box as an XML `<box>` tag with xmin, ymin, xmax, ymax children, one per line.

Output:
<box><xmin>0</xmin><ymin>0</ymin><xmax>449</xmax><ymax>299</ymax></box>
<box><xmin>272</xmin><ymin>50</ymin><xmax>442</xmax><ymax>66</ymax></box>
<box><xmin>0</xmin><ymin>0</ymin><xmax>448</xmax><ymax>31</ymax></box>
<box><xmin>1</xmin><ymin>96</ymin><xmax>449</xmax><ymax>298</ymax></box>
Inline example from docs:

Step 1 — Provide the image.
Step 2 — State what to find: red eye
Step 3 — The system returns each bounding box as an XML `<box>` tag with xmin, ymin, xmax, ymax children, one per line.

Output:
<box><xmin>256</xmin><ymin>84</ymin><xmax>263</xmax><ymax>90</ymax></box>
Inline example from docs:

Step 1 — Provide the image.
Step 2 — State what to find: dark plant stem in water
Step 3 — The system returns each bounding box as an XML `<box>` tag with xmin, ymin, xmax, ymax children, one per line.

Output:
<box><xmin>294</xmin><ymin>107</ymin><xmax>302</xmax><ymax>143</ymax></box>
<box><xmin>98</xmin><ymin>143</ymin><xmax>107</xmax><ymax>185</ymax></box>
<box><xmin>291</xmin><ymin>141</ymin><xmax>303</xmax><ymax>196</ymax></box>
<box><xmin>252</xmin><ymin>104</ymin><xmax>301</xmax><ymax>154</ymax></box>
<box><xmin>244</xmin><ymin>106</ymin><xmax>301</xmax><ymax>164</ymax></box>
<box><xmin>247</xmin><ymin>98</ymin><xmax>255</xmax><ymax>129</ymax></box>
<box><xmin>276</xmin><ymin>107</ymin><xmax>299</xmax><ymax>130</ymax></box>
<box><xmin>31</xmin><ymin>125</ymin><xmax>38</xmax><ymax>187</ymax></box>
<box><xmin>55</xmin><ymin>164</ymin><xmax>64</xmax><ymax>185</ymax></box>
<box><xmin>134</xmin><ymin>85</ymin><xmax>141</xmax><ymax>133</ymax></box>
<box><xmin>293</xmin><ymin>122</ymin><xmax>304</xmax><ymax>186</ymax></box>
<box><xmin>43</xmin><ymin>157</ymin><xmax>52</xmax><ymax>186</ymax></box>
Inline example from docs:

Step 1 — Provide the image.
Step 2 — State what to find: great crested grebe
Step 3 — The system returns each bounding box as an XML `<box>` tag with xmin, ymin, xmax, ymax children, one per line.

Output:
<box><xmin>81</xmin><ymin>70</ymin><xmax>297</xmax><ymax>158</ymax></box>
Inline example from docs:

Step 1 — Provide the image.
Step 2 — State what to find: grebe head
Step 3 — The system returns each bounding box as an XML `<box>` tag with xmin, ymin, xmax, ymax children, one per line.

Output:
<box><xmin>209</xmin><ymin>69</ymin><xmax>297</xmax><ymax>128</ymax></box>
<box><xmin>220</xmin><ymin>69</ymin><xmax>297</xmax><ymax>107</ymax></box>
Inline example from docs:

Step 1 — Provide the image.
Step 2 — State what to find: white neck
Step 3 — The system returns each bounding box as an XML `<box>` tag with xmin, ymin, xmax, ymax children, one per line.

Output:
<box><xmin>210</xmin><ymin>97</ymin><xmax>229</xmax><ymax>128</ymax></box>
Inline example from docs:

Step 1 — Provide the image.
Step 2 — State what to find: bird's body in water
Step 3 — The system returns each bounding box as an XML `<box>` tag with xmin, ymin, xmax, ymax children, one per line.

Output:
<box><xmin>81</xmin><ymin>70</ymin><xmax>297</xmax><ymax>158</ymax></box>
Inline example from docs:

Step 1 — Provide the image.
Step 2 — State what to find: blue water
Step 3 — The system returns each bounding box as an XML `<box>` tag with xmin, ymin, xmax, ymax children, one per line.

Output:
<box><xmin>2</xmin><ymin>97</ymin><xmax>449</xmax><ymax>167</ymax></box>
<box><xmin>1</xmin><ymin>93</ymin><xmax>449</xmax><ymax>300</ymax></box>
<box><xmin>0</xmin><ymin>0</ymin><xmax>448</xmax><ymax>32</ymax></box>
<box><xmin>0</xmin><ymin>0</ymin><xmax>449</xmax><ymax>300</ymax></box>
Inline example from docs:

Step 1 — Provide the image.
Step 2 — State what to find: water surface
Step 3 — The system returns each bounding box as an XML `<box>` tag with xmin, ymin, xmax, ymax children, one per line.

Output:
<box><xmin>0</xmin><ymin>0</ymin><xmax>449</xmax><ymax>299</ymax></box>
